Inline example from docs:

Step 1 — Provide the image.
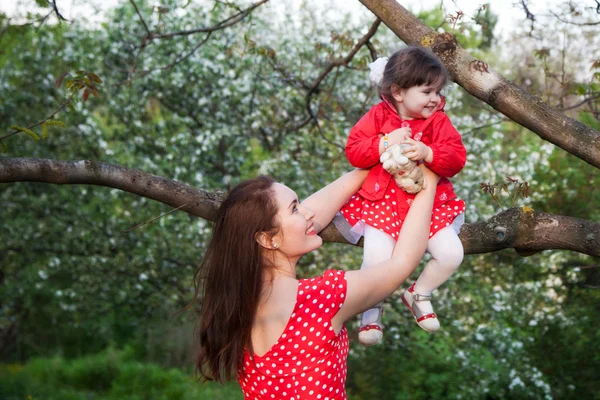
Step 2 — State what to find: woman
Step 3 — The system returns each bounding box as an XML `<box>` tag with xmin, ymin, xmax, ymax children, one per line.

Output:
<box><xmin>193</xmin><ymin>166</ymin><xmax>438</xmax><ymax>399</ymax></box>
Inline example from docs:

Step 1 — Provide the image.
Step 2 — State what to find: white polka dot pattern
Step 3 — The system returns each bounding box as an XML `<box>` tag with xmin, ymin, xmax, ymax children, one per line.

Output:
<box><xmin>340</xmin><ymin>189</ymin><xmax>465</xmax><ymax>240</ymax></box>
<box><xmin>239</xmin><ymin>270</ymin><xmax>349</xmax><ymax>400</ymax></box>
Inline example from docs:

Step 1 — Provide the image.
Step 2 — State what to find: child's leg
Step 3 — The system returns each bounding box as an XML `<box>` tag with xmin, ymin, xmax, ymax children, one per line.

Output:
<box><xmin>404</xmin><ymin>226</ymin><xmax>463</xmax><ymax>331</ymax></box>
<box><xmin>415</xmin><ymin>226</ymin><xmax>464</xmax><ymax>296</ymax></box>
<box><xmin>359</xmin><ymin>224</ymin><xmax>395</xmax><ymax>345</ymax></box>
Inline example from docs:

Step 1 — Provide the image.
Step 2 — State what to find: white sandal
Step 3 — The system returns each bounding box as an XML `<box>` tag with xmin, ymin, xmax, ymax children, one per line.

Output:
<box><xmin>401</xmin><ymin>283</ymin><xmax>440</xmax><ymax>333</ymax></box>
<box><xmin>358</xmin><ymin>304</ymin><xmax>383</xmax><ymax>346</ymax></box>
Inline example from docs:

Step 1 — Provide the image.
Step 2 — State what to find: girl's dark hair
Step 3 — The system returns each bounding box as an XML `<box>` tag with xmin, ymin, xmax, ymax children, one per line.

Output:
<box><xmin>193</xmin><ymin>176</ymin><xmax>279</xmax><ymax>382</ymax></box>
<box><xmin>378</xmin><ymin>46</ymin><xmax>448</xmax><ymax>101</ymax></box>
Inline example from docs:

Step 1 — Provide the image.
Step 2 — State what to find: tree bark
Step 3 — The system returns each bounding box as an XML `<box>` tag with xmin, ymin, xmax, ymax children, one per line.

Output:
<box><xmin>2</xmin><ymin>157</ymin><xmax>598</xmax><ymax>257</ymax></box>
<box><xmin>357</xmin><ymin>0</ymin><xmax>600</xmax><ymax>169</ymax></box>
<box><xmin>0</xmin><ymin>157</ymin><xmax>224</xmax><ymax>221</ymax></box>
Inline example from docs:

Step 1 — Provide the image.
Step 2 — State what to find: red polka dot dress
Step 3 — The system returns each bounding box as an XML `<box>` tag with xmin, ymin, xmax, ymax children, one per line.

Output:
<box><xmin>339</xmin><ymin>188</ymin><xmax>466</xmax><ymax>241</ymax></box>
<box><xmin>238</xmin><ymin>270</ymin><xmax>349</xmax><ymax>400</ymax></box>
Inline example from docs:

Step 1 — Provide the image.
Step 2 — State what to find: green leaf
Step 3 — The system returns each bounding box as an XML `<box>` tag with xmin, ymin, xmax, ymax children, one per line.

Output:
<box><xmin>0</xmin><ymin>140</ymin><xmax>7</xmax><ymax>153</ymax></box>
<box><xmin>11</xmin><ymin>125</ymin><xmax>40</xmax><ymax>141</ymax></box>
<box><xmin>42</xmin><ymin>123</ymin><xmax>48</xmax><ymax>139</ymax></box>
<box><xmin>45</xmin><ymin>119</ymin><xmax>66</xmax><ymax>128</ymax></box>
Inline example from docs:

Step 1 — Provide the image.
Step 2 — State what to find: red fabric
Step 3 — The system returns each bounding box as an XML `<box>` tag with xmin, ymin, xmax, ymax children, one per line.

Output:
<box><xmin>238</xmin><ymin>270</ymin><xmax>349</xmax><ymax>400</ymax></box>
<box><xmin>341</xmin><ymin>100</ymin><xmax>467</xmax><ymax>239</ymax></box>
<box><xmin>340</xmin><ymin>194</ymin><xmax>465</xmax><ymax>240</ymax></box>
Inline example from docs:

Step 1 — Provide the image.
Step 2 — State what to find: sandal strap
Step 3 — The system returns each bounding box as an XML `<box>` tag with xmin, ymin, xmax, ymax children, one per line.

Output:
<box><xmin>359</xmin><ymin>324</ymin><xmax>383</xmax><ymax>333</ymax></box>
<box><xmin>412</xmin><ymin>293</ymin><xmax>432</xmax><ymax>302</ymax></box>
<box><xmin>416</xmin><ymin>312</ymin><xmax>437</xmax><ymax>323</ymax></box>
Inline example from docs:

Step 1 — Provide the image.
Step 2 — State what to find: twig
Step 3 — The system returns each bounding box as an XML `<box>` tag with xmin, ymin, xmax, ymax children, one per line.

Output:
<box><xmin>136</xmin><ymin>32</ymin><xmax>213</xmax><ymax>78</ymax></box>
<box><xmin>306</xmin><ymin>19</ymin><xmax>381</xmax><ymax>98</ymax></box>
<box><xmin>112</xmin><ymin>203</ymin><xmax>189</xmax><ymax>249</ymax></box>
<box><xmin>149</xmin><ymin>0</ymin><xmax>268</xmax><ymax>40</ymax></box>
<box><xmin>304</xmin><ymin>19</ymin><xmax>381</xmax><ymax>150</ymax></box>
<box><xmin>129</xmin><ymin>0</ymin><xmax>152</xmax><ymax>36</ymax></box>
<box><xmin>50</xmin><ymin>0</ymin><xmax>68</xmax><ymax>21</ymax></box>
<box><xmin>560</xmin><ymin>94</ymin><xmax>600</xmax><ymax>111</ymax></box>
<box><xmin>0</xmin><ymin>98</ymin><xmax>71</xmax><ymax>142</ymax></box>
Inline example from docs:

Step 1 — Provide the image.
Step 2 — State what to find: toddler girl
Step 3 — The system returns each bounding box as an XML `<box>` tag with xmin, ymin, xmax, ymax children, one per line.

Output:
<box><xmin>336</xmin><ymin>46</ymin><xmax>466</xmax><ymax>346</ymax></box>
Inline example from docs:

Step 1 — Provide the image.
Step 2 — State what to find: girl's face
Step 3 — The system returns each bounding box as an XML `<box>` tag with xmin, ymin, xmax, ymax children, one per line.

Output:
<box><xmin>393</xmin><ymin>83</ymin><xmax>442</xmax><ymax>120</ymax></box>
<box><xmin>270</xmin><ymin>183</ymin><xmax>321</xmax><ymax>259</ymax></box>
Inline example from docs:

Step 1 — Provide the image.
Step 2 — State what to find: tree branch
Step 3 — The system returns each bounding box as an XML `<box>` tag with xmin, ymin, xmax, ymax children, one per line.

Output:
<box><xmin>2</xmin><ymin>157</ymin><xmax>599</xmax><ymax>257</ymax></box>
<box><xmin>148</xmin><ymin>0</ymin><xmax>268</xmax><ymax>40</ymax></box>
<box><xmin>0</xmin><ymin>158</ymin><xmax>224</xmax><ymax>221</ymax></box>
<box><xmin>304</xmin><ymin>18</ymin><xmax>381</xmax><ymax>151</ymax></box>
<box><xmin>50</xmin><ymin>0</ymin><xmax>68</xmax><ymax>22</ymax></box>
<box><xmin>306</xmin><ymin>18</ymin><xmax>381</xmax><ymax>97</ymax></box>
<box><xmin>358</xmin><ymin>0</ymin><xmax>600</xmax><ymax>169</ymax></box>
<box><xmin>129</xmin><ymin>0</ymin><xmax>151</xmax><ymax>36</ymax></box>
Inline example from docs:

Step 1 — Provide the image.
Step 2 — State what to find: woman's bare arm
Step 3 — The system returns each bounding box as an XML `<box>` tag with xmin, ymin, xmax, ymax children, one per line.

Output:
<box><xmin>301</xmin><ymin>169</ymin><xmax>368</xmax><ymax>233</ymax></box>
<box><xmin>333</xmin><ymin>166</ymin><xmax>438</xmax><ymax>328</ymax></box>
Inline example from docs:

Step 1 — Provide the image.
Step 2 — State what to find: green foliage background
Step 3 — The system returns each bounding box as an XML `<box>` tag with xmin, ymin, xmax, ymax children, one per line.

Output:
<box><xmin>1</xmin><ymin>1</ymin><xmax>599</xmax><ymax>399</ymax></box>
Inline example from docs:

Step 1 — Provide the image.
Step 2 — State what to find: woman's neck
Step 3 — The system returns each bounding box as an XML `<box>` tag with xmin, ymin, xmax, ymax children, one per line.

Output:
<box><xmin>266</xmin><ymin>252</ymin><xmax>299</xmax><ymax>279</ymax></box>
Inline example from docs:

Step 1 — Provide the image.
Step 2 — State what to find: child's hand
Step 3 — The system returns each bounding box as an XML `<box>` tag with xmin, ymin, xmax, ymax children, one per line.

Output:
<box><xmin>385</xmin><ymin>126</ymin><xmax>412</xmax><ymax>146</ymax></box>
<box><xmin>402</xmin><ymin>138</ymin><xmax>433</xmax><ymax>162</ymax></box>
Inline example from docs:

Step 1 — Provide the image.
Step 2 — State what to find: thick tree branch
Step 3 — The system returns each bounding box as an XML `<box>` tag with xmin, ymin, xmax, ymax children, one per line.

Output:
<box><xmin>0</xmin><ymin>158</ymin><xmax>224</xmax><ymax>221</ymax></box>
<box><xmin>2</xmin><ymin>158</ymin><xmax>599</xmax><ymax>257</ymax></box>
<box><xmin>358</xmin><ymin>0</ymin><xmax>600</xmax><ymax>169</ymax></box>
<box><xmin>458</xmin><ymin>207</ymin><xmax>600</xmax><ymax>257</ymax></box>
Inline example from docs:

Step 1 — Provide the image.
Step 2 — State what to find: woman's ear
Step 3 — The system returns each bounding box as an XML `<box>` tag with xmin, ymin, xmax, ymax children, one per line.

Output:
<box><xmin>255</xmin><ymin>231</ymin><xmax>278</xmax><ymax>250</ymax></box>
<box><xmin>391</xmin><ymin>84</ymin><xmax>403</xmax><ymax>103</ymax></box>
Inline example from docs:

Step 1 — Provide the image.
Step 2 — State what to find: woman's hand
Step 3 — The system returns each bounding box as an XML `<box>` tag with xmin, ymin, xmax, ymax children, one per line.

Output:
<box><xmin>302</xmin><ymin>168</ymin><xmax>369</xmax><ymax>233</ymax></box>
<box><xmin>419</xmin><ymin>164</ymin><xmax>440</xmax><ymax>188</ymax></box>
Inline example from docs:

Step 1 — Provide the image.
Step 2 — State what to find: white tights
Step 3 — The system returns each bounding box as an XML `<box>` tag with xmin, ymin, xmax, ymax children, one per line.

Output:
<box><xmin>360</xmin><ymin>225</ymin><xmax>464</xmax><ymax>326</ymax></box>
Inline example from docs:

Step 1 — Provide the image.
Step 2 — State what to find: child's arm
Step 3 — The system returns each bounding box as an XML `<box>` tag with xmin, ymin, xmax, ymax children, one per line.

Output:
<box><xmin>332</xmin><ymin>166</ymin><xmax>438</xmax><ymax>326</ymax></box>
<box><xmin>346</xmin><ymin>106</ymin><xmax>385</xmax><ymax>168</ymax></box>
<box><xmin>424</xmin><ymin>114</ymin><xmax>466</xmax><ymax>178</ymax></box>
<box><xmin>301</xmin><ymin>169</ymin><xmax>369</xmax><ymax>233</ymax></box>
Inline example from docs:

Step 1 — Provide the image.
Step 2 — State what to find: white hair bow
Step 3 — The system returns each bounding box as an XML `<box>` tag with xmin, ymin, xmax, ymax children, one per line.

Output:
<box><xmin>368</xmin><ymin>57</ymin><xmax>389</xmax><ymax>86</ymax></box>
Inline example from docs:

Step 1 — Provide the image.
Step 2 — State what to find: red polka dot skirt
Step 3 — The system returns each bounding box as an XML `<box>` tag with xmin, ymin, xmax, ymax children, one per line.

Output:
<box><xmin>339</xmin><ymin>188</ymin><xmax>465</xmax><ymax>240</ymax></box>
<box><xmin>239</xmin><ymin>270</ymin><xmax>349</xmax><ymax>399</ymax></box>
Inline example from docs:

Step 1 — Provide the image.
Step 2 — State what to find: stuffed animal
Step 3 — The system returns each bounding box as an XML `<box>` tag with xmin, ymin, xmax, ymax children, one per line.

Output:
<box><xmin>380</xmin><ymin>144</ymin><xmax>425</xmax><ymax>194</ymax></box>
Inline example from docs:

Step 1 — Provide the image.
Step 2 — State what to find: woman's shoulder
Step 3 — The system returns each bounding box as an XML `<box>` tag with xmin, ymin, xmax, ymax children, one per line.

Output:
<box><xmin>298</xmin><ymin>269</ymin><xmax>346</xmax><ymax>288</ymax></box>
<box><xmin>297</xmin><ymin>270</ymin><xmax>347</xmax><ymax>310</ymax></box>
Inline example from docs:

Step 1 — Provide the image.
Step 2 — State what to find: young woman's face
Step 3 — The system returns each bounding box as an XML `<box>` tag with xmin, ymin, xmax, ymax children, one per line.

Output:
<box><xmin>394</xmin><ymin>83</ymin><xmax>442</xmax><ymax>120</ymax></box>
<box><xmin>270</xmin><ymin>183</ymin><xmax>321</xmax><ymax>258</ymax></box>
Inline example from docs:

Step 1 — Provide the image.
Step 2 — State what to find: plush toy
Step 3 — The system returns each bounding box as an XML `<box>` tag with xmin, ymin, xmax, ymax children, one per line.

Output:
<box><xmin>380</xmin><ymin>144</ymin><xmax>425</xmax><ymax>194</ymax></box>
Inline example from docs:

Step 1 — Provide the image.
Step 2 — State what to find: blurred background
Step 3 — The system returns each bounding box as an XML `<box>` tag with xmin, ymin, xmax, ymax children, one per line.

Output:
<box><xmin>1</xmin><ymin>0</ymin><xmax>599</xmax><ymax>398</ymax></box>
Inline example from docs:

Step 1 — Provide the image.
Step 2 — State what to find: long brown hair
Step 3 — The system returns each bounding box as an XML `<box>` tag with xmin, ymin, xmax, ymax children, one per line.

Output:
<box><xmin>378</xmin><ymin>46</ymin><xmax>448</xmax><ymax>102</ymax></box>
<box><xmin>193</xmin><ymin>176</ymin><xmax>278</xmax><ymax>382</ymax></box>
